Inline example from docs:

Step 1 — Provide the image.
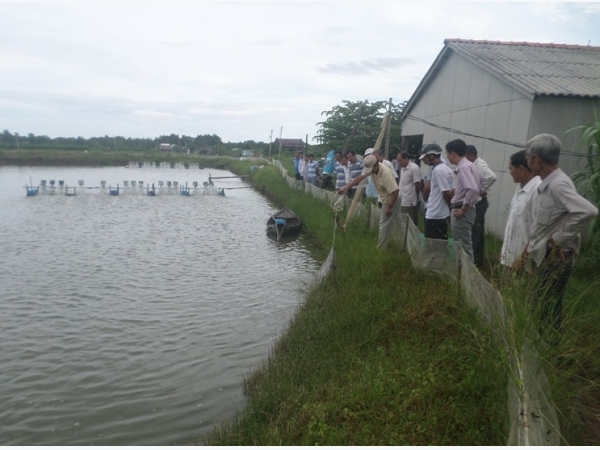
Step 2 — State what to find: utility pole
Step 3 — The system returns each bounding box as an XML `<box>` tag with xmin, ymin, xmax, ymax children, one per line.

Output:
<box><xmin>15</xmin><ymin>132</ymin><xmax>20</xmax><ymax>150</ymax></box>
<box><xmin>268</xmin><ymin>129</ymin><xmax>273</xmax><ymax>159</ymax></box>
<box><xmin>277</xmin><ymin>126</ymin><xmax>283</xmax><ymax>161</ymax></box>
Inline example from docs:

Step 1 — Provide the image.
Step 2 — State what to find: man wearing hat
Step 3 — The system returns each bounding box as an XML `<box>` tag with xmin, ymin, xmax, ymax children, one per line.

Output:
<box><xmin>420</xmin><ymin>143</ymin><xmax>454</xmax><ymax>240</ymax></box>
<box><xmin>365</xmin><ymin>148</ymin><xmax>398</xmax><ymax>206</ymax></box>
<box><xmin>337</xmin><ymin>154</ymin><xmax>400</xmax><ymax>249</ymax></box>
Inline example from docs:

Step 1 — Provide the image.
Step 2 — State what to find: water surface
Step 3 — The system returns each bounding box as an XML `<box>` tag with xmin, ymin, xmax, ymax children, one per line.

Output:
<box><xmin>0</xmin><ymin>165</ymin><xmax>318</xmax><ymax>445</ymax></box>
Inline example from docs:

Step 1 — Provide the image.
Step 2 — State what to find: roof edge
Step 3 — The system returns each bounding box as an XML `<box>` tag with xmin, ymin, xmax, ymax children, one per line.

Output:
<box><xmin>443</xmin><ymin>38</ymin><xmax>600</xmax><ymax>50</ymax></box>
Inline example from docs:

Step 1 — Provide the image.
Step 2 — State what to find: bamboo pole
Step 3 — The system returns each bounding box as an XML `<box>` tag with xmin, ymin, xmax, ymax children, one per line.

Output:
<box><xmin>343</xmin><ymin>112</ymin><xmax>390</xmax><ymax>230</ymax></box>
<box><xmin>385</xmin><ymin>98</ymin><xmax>392</xmax><ymax>159</ymax></box>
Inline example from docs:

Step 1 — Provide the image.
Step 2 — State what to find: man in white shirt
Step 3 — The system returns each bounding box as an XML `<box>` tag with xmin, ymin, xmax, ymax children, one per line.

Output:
<box><xmin>420</xmin><ymin>144</ymin><xmax>454</xmax><ymax>240</ymax></box>
<box><xmin>397</xmin><ymin>152</ymin><xmax>423</xmax><ymax>227</ymax></box>
<box><xmin>466</xmin><ymin>145</ymin><xmax>497</xmax><ymax>267</ymax></box>
<box><xmin>298</xmin><ymin>154</ymin><xmax>307</xmax><ymax>181</ymax></box>
<box><xmin>500</xmin><ymin>150</ymin><xmax>541</xmax><ymax>272</ymax></box>
<box><xmin>521</xmin><ymin>134</ymin><xmax>598</xmax><ymax>331</ymax></box>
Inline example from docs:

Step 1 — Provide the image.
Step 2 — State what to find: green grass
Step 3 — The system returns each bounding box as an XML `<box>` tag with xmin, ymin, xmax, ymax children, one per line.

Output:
<box><xmin>203</xmin><ymin>164</ymin><xmax>508</xmax><ymax>445</ymax></box>
<box><xmin>476</xmin><ymin>231</ymin><xmax>600</xmax><ymax>445</ymax></box>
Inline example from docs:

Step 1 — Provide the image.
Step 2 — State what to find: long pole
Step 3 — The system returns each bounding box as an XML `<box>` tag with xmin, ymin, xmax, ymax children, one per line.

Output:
<box><xmin>385</xmin><ymin>98</ymin><xmax>392</xmax><ymax>159</ymax></box>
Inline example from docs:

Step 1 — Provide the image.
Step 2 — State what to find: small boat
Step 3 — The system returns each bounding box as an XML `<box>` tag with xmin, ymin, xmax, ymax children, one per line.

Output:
<box><xmin>266</xmin><ymin>209</ymin><xmax>302</xmax><ymax>237</ymax></box>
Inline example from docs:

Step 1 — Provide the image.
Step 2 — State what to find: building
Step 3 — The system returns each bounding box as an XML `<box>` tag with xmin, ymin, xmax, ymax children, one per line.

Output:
<box><xmin>401</xmin><ymin>39</ymin><xmax>600</xmax><ymax>237</ymax></box>
<box><xmin>273</xmin><ymin>138</ymin><xmax>308</xmax><ymax>152</ymax></box>
<box><xmin>159</xmin><ymin>143</ymin><xmax>175</xmax><ymax>152</ymax></box>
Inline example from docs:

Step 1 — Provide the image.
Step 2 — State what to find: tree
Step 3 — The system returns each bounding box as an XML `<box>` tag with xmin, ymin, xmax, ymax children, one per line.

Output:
<box><xmin>315</xmin><ymin>100</ymin><xmax>405</xmax><ymax>156</ymax></box>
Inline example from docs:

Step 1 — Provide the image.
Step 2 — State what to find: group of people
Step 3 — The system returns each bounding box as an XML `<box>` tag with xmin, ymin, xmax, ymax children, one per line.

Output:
<box><xmin>331</xmin><ymin>141</ymin><xmax>498</xmax><ymax>263</ymax></box>
<box><xmin>331</xmin><ymin>133</ymin><xmax>598</xmax><ymax>332</ymax></box>
<box><xmin>294</xmin><ymin>151</ymin><xmax>321</xmax><ymax>185</ymax></box>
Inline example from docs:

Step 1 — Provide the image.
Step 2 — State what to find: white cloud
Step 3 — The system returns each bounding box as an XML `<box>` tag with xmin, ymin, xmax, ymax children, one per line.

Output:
<box><xmin>132</xmin><ymin>109</ymin><xmax>177</xmax><ymax>119</ymax></box>
<box><xmin>0</xmin><ymin>2</ymin><xmax>598</xmax><ymax>142</ymax></box>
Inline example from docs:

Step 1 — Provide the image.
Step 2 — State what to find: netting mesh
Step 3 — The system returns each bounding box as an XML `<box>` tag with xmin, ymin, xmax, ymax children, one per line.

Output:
<box><xmin>272</xmin><ymin>160</ymin><xmax>559</xmax><ymax>445</ymax></box>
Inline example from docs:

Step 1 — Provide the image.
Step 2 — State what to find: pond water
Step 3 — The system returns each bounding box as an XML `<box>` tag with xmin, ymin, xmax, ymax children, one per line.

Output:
<box><xmin>0</xmin><ymin>164</ymin><xmax>319</xmax><ymax>445</ymax></box>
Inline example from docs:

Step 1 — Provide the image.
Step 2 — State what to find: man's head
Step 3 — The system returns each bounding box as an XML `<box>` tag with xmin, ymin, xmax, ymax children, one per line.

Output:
<box><xmin>346</xmin><ymin>150</ymin><xmax>357</xmax><ymax>164</ymax></box>
<box><xmin>465</xmin><ymin>145</ymin><xmax>478</xmax><ymax>163</ymax></box>
<box><xmin>362</xmin><ymin>155</ymin><xmax>379</xmax><ymax>175</ymax></box>
<box><xmin>339</xmin><ymin>155</ymin><xmax>348</xmax><ymax>166</ymax></box>
<box><xmin>419</xmin><ymin>143</ymin><xmax>443</xmax><ymax>166</ymax></box>
<box><xmin>369</xmin><ymin>149</ymin><xmax>386</xmax><ymax>163</ymax></box>
<box><xmin>445</xmin><ymin>139</ymin><xmax>467</xmax><ymax>165</ymax></box>
<box><xmin>508</xmin><ymin>149</ymin><xmax>533</xmax><ymax>185</ymax></box>
<box><xmin>525</xmin><ymin>134</ymin><xmax>561</xmax><ymax>176</ymax></box>
<box><xmin>335</xmin><ymin>151</ymin><xmax>342</xmax><ymax>161</ymax></box>
<box><xmin>308</xmin><ymin>154</ymin><xmax>315</xmax><ymax>161</ymax></box>
<box><xmin>397</xmin><ymin>152</ymin><xmax>412</xmax><ymax>168</ymax></box>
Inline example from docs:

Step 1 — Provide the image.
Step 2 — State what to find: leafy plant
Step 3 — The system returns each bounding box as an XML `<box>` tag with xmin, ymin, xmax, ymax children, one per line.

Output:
<box><xmin>566</xmin><ymin>103</ymin><xmax>600</xmax><ymax>257</ymax></box>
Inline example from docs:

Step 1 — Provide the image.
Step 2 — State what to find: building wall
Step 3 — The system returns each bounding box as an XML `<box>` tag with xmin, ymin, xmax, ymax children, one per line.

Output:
<box><xmin>402</xmin><ymin>51</ymin><xmax>534</xmax><ymax>238</ymax></box>
<box><xmin>528</xmin><ymin>96</ymin><xmax>597</xmax><ymax>175</ymax></box>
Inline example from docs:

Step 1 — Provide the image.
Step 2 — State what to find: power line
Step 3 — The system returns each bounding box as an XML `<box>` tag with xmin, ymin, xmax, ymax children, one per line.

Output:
<box><xmin>403</xmin><ymin>114</ymin><xmax>525</xmax><ymax>148</ymax></box>
<box><xmin>402</xmin><ymin>113</ymin><xmax>586</xmax><ymax>157</ymax></box>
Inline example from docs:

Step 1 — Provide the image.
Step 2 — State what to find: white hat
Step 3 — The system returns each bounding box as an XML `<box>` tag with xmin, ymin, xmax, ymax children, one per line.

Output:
<box><xmin>362</xmin><ymin>155</ymin><xmax>377</xmax><ymax>175</ymax></box>
<box><xmin>364</xmin><ymin>148</ymin><xmax>375</xmax><ymax>157</ymax></box>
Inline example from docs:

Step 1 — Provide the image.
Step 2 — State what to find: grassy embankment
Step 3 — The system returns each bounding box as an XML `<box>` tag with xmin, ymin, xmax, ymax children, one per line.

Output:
<box><xmin>203</xmin><ymin>162</ymin><xmax>508</xmax><ymax>445</ymax></box>
<box><xmin>222</xmin><ymin>159</ymin><xmax>600</xmax><ymax>445</ymax></box>
<box><xmin>0</xmin><ymin>148</ymin><xmax>232</xmax><ymax>167</ymax></box>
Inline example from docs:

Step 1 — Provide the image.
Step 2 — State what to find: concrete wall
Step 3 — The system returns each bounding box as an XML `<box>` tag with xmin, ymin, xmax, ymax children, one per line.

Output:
<box><xmin>402</xmin><ymin>51</ymin><xmax>534</xmax><ymax>238</ymax></box>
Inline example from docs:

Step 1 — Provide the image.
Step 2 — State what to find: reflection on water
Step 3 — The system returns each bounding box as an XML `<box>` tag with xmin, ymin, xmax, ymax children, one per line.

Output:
<box><xmin>0</xmin><ymin>166</ymin><xmax>319</xmax><ymax>445</ymax></box>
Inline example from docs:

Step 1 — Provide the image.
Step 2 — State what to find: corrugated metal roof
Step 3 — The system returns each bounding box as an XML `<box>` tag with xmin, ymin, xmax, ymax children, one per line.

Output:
<box><xmin>446</xmin><ymin>39</ymin><xmax>600</xmax><ymax>98</ymax></box>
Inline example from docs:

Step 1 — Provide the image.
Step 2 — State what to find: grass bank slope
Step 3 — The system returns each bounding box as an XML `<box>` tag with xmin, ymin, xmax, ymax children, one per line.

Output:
<box><xmin>204</xmin><ymin>164</ymin><xmax>508</xmax><ymax>445</ymax></box>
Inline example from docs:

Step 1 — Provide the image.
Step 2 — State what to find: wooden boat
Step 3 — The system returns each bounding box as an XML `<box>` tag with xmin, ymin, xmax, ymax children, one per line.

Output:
<box><xmin>266</xmin><ymin>209</ymin><xmax>302</xmax><ymax>237</ymax></box>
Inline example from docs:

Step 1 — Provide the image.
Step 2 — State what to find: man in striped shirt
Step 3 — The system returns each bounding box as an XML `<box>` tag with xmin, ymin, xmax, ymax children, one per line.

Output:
<box><xmin>445</xmin><ymin>139</ymin><xmax>481</xmax><ymax>263</ymax></box>
<box><xmin>334</xmin><ymin>154</ymin><xmax>350</xmax><ymax>190</ymax></box>
<box><xmin>306</xmin><ymin>154</ymin><xmax>320</xmax><ymax>185</ymax></box>
<box><xmin>345</xmin><ymin>150</ymin><xmax>364</xmax><ymax>199</ymax></box>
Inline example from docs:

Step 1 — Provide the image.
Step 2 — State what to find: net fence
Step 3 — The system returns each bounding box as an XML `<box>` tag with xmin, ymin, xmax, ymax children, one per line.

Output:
<box><xmin>272</xmin><ymin>160</ymin><xmax>559</xmax><ymax>445</ymax></box>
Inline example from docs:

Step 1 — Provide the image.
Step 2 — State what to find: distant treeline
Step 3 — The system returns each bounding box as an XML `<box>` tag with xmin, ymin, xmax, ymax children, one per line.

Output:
<box><xmin>0</xmin><ymin>130</ymin><xmax>273</xmax><ymax>155</ymax></box>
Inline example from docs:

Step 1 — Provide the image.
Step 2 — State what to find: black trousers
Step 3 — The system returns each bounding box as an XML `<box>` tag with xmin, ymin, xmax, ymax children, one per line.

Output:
<box><xmin>534</xmin><ymin>243</ymin><xmax>575</xmax><ymax>332</ymax></box>
<box><xmin>471</xmin><ymin>198</ymin><xmax>488</xmax><ymax>266</ymax></box>
<box><xmin>424</xmin><ymin>218</ymin><xmax>448</xmax><ymax>240</ymax></box>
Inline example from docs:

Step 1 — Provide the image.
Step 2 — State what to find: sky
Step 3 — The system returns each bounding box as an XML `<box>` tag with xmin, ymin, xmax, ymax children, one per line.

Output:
<box><xmin>1</xmin><ymin>2</ymin><xmax>599</xmax><ymax>144</ymax></box>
